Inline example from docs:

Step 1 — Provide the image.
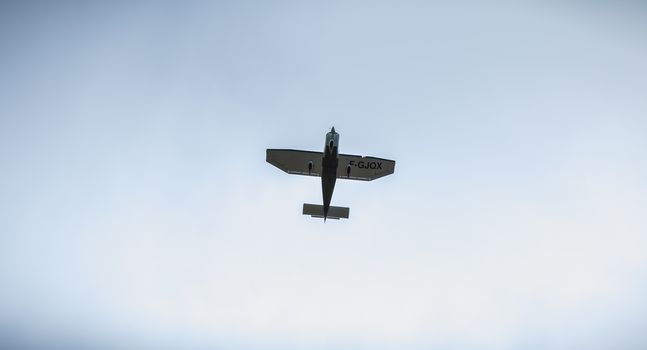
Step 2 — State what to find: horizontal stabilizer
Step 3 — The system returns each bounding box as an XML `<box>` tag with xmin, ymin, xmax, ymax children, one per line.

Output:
<box><xmin>303</xmin><ymin>204</ymin><xmax>349</xmax><ymax>220</ymax></box>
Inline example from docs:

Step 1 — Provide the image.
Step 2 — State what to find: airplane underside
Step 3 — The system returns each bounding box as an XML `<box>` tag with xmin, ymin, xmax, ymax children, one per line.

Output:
<box><xmin>266</xmin><ymin>127</ymin><xmax>395</xmax><ymax>221</ymax></box>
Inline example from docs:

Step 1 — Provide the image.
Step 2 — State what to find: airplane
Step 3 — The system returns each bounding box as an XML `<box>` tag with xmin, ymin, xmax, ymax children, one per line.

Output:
<box><xmin>266</xmin><ymin>127</ymin><xmax>395</xmax><ymax>221</ymax></box>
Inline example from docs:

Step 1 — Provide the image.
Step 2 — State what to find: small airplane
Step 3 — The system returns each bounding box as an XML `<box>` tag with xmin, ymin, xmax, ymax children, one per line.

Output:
<box><xmin>266</xmin><ymin>127</ymin><xmax>395</xmax><ymax>220</ymax></box>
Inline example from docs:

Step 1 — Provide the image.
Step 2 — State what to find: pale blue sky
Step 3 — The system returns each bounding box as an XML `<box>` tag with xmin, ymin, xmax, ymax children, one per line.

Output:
<box><xmin>1</xmin><ymin>2</ymin><xmax>647</xmax><ymax>349</ymax></box>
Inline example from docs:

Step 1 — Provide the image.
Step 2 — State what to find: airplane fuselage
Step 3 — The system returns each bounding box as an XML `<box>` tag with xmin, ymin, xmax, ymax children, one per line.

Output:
<box><xmin>321</xmin><ymin>128</ymin><xmax>339</xmax><ymax>219</ymax></box>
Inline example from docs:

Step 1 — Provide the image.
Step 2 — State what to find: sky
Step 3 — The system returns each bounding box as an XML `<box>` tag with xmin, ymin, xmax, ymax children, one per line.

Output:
<box><xmin>1</xmin><ymin>1</ymin><xmax>647</xmax><ymax>349</ymax></box>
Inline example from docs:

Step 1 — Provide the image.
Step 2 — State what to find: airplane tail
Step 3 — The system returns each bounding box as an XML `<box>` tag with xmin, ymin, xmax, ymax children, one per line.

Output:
<box><xmin>303</xmin><ymin>204</ymin><xmax>349</xmax><ymax>220</ymax></box>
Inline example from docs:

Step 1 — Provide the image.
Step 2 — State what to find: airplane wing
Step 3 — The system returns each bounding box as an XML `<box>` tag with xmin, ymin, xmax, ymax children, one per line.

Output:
<box><xmin>266</xmin><ymin>149</ymin><xmax>323</xmax><ymax>177</ymax></box>
<box><xmin>337</xmin><ymin>154</ymin><xmax>395</xmax><ymax>181</ymax></box>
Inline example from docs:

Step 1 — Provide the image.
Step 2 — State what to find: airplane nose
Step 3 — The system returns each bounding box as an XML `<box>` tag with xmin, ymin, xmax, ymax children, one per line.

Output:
<box><xmin>331</xmin><ymin>126</ymin><xmax>335</xmax><ymax>133</ymax></box>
